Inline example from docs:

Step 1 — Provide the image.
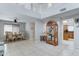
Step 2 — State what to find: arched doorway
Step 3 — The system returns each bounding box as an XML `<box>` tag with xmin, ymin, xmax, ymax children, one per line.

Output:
<box><xmin>46</xmin><ymin>21</ymin><xmax>58</xmax><ymax>46</ymax></box>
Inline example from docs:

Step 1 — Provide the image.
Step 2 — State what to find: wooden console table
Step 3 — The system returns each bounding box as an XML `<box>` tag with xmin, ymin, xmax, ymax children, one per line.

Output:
<box><xmin>40</xmin><ymin>35</ymin><xmax>47</xmax><ymax>41</ymax></box>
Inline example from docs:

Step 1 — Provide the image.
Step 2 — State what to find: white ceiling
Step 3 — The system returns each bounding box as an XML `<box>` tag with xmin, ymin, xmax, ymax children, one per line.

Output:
<box><xmin>0</xmin><ymin>3</ymin><xmax>79</xmax><ymax>21</ymax></box>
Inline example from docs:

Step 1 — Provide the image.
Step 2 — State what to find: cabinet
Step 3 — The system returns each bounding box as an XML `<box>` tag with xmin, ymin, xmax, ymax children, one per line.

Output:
<box><xmin>64</xmin><ymin>32</ymin><xmax>74</xmax><ymax>40</ymax></box>
<box><xmin>40</xmin><ymin>35</ymin><xmax>47</xmax><ymax>41</ymax></box>
<box><xmin>46</xmin><ymin>21</ymin><xmax>58</xmax><ymax>46</ymax></box>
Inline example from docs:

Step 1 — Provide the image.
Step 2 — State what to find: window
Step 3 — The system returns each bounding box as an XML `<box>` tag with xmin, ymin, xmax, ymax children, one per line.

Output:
<box><xmin>4</xmin><ymin>24</ymin><xmax>19</xmax><ymax>35</ymax></box>
<box><xmin>4</xmin><ymin>25</ymin><xmax>12</xmax><ymax>35</ymax></box>
<box><xmin>68</xmin><ymin>26</ymin><xmax>74</xmax><ymax>31</ymax></box>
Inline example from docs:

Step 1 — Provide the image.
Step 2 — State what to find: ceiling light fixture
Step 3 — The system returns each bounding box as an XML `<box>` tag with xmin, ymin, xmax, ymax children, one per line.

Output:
<box><xmin>48</xmin><ymin>3</ymin><xmax>52</xmax><ymax>7</ymax></box>
<box><xmin>14</xmin><ymin>18</ymin><xmax>18</xmax><ymax>23</ymax></box>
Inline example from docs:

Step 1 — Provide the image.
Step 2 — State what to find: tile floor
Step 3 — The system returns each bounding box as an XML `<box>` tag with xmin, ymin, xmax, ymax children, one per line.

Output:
<box><xmin>4</xmin><ymin>40</ymin><xmax>79</xmax><ymax>56</ymax></box>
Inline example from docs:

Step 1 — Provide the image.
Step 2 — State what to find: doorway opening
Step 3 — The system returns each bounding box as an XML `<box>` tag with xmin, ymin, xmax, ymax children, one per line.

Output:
<box><xmin>63</xmin><ymin>20</ymin><xmax>74</xmax><ymax>40</ymax></box>
<box><xmin>62</xmin><ymin>19</ymin><xmax>74</xmax><ymax>48</ymax></box>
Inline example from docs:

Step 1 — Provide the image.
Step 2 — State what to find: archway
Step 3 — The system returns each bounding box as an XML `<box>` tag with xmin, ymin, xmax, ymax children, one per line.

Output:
<box><xmin>46</xmin><ymin>21</ymin><xmax>58</xmax><ymax>46</ymax></box>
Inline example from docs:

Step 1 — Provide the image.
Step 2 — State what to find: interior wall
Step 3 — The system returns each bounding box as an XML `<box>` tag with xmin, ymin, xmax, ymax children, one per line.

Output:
<box><xmin>58</xmin><ymin>20</ymin><xmax>63</xmax><ymax>47</ymax></box>
<box><xmin>25</xmin><ymin>18</ymin><xmax>44</xmax><ymax>41</ymax></box>
<box><xmin>19</xmin><ymin>23</ymin><xmax>26</xmax><ymax>39</ymax></box>
<box><xmin>35</xmin><ymin>20</ymin><xmax>44</xmax><ymax>41</ymax></box>
<box><xmin>0</xmin><ymin>22</ymin><xmax>4</xmax><ymax>42</ymax></box>
<box><xmin>74</xmin><ymin>20</ymin><xmax>79</xmax><ymax>48</ymax></box>
<box><xmin>25</xmin><ymin>21</ymin><xmax>35</xmax><ymax>40</ymax></box>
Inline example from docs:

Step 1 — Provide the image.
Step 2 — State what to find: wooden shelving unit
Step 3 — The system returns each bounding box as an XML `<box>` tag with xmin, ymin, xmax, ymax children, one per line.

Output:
<box><xmin>46</xmin><ymin>21</ymin><xmax>58</xmax><ymax>46</ymax></box>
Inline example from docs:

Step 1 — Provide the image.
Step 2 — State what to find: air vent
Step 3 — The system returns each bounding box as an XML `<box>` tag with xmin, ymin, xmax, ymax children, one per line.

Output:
<box><xmin>60</xmin><ymin>8</ymin><xmax>66</xmax><ymax>12</ymax></box>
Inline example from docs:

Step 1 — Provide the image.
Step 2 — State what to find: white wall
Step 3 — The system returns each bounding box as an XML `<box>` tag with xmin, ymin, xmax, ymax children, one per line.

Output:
<box><xmin>35</xmin><ymin>20</ymin><xmax>44</xmax><ymax>41</ymax></box>
<box><xmin>25</xmin><ymin>22</ymin><xmax>31</xmax><ymax>40</ymax></box>
<box><xmin>74</xmin><ymin>21</ymin><xmax>79</xmax><ymax>48</ymax></box>
<box><xmin>24</xmin><ymin>16</ymin><xmax>44</xmax><ymax>41</ymax></box>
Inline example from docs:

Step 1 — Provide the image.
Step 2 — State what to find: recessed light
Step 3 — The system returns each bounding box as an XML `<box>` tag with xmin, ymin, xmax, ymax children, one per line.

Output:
<box><xmin>63</xmin><ymin>20</ymin><xmax>67</xmax><ymax>25</ymax></box>
<box><xmin>48</xmin><ymin>3</ymin><xmax>52</xmax><ymax>7</ymax></box>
